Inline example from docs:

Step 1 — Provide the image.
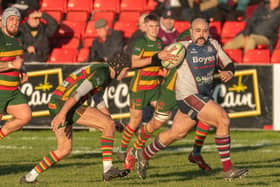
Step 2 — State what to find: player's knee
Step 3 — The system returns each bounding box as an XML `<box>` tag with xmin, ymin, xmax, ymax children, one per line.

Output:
<box><xmin>59</xmin><ymin>147</ymin><xmax>72</xmax><ymax>157</ymax></box>
<box><xmin>217</xmin><ymin>114</ymin><xmax>230</xmax><ymax>128</ymax></box>
<box><xmin>128</xmin><ymin>113</ymin><xmax>142</xmax><ymax>128</ymax></box>
<box><xmin>103</xmin><ymin>120</ymin><xmax>115</xmax><ymax>133</ymax></box>
<box><xmin>107</xmin><ymin>120</ymin><xmax>115</xmax><ymax>129</ymax></box>
<box><xmin>17</xmin><ymin>112</ymin><xmax>32</xmax><ymax>127</ymax></box>
<box><xmin>22</xmin><ymin>113</ymin><xmax>32</xmax><ymax>124</ymax></box>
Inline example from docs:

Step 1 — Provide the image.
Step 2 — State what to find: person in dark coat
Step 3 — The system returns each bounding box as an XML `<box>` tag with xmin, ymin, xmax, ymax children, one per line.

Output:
<box><xmin>224</xmin><ymin>0</ymin><xmax>280</xmax><ymax>52</ymax></box>
<box><xmin>20</xmin><ymin>10</ymin><xmax>58</xmax><ymax>62</ymax></box>
<box><xmin>88</xmin><ymin>19</ymin><xmax>124</xmax><ymax>62</ymax></box>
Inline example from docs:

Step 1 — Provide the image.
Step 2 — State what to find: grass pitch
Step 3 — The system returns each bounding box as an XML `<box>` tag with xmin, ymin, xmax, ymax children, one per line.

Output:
<box><xmin>0</xmin><ymin>129</ymin><xmax>279</xmax><ymax>187</ymax></box>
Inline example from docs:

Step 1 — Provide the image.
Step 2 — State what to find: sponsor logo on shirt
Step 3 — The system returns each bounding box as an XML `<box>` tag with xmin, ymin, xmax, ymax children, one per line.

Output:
<box><xmin>192</xmin><ymin>55</ymin><xmax>215</xmax><ymax>64</ymax></box>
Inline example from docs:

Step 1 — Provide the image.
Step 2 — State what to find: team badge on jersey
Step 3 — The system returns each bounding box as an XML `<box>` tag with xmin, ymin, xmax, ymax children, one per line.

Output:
<box><xmin>207</xmin><ymin>46</ymin><xmax>213</xmax><ymax>52</ymax></box>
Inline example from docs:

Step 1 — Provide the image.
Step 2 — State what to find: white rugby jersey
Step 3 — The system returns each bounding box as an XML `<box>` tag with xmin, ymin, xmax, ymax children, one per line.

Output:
<box><xmin>176</xmin><ymin>38</ymin><xmax>232</xmax><ymax>100</ymax></box>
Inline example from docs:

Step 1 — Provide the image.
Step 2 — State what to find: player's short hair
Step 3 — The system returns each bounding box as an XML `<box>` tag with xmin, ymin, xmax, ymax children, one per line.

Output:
<box><xmin>144</xmin><ymin>14</ymin><xmax>159</xmax><ymax>23</ymax></box>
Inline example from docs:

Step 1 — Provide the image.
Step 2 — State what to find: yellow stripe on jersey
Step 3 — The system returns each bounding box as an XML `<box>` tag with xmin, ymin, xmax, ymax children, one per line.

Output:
<box><xmin>139</xmin><ymin>49</ymin><xmax>144</xmax><ymax>57</ymax></box>
<box><xmin>142</xmin><ymin>66</ymin><xmax>160</xmax><ymax>72</ymax></box>
<box><xmin>166</xmin><ymin>73</ymin><xmax>177</xmax><ymax>91</ymax></box>
<box><xmin>61</xmin><ymin>84</ymin><xmax>78</xmax><ymax>101</ymax></box>
<box><xmin>0</xmin><ymin>49</ymin><xmax>23</xmax><ymax>57</ymax></box>
<box><xmin>142</xmin><ymin>51</ymin><xmax>157</xmax><ymax>57</ymax></box>
<box><xmin>69</xmin><ymin>73</ymin><xmax>77</xmax><ymax>80</ymax></box>
<box><xmin>56</xmin><ymin>85</ymin><xmax>66</xmax><ymax>92</ymax></box>
<box><xmin>0</xmin><ymin>80</ymin><xmax>19</xmax><ymax>86</ymax></box>
<box><xmin>139</xmin><ymin>80</ymin><xmax>159</xmax><ymax>85</ymax></box>
<box><xmin>131</xmin><ymin>71</ymin><xmax>141</xmax><ymax>92</ymax></box>
<box><xmin>85</xmin><ymin>66</ymin><xmax>91</xmax><ymax>75</ymax></box>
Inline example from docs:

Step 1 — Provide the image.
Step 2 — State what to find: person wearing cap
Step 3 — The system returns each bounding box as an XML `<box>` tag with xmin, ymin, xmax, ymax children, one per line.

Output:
<box><xmin>20</xmin><ymin>60</ymin><xmax>131</xmax><ymax>184</ymax></box>
<box><xmin>0</xmin><ymin>7</ymin><xmax>31</xmax><ymax>142</ymax></box>
<box><xmin>158</xmin><ymin>9</ymin><xmax>179</xmax><ymax>46</ymax></box>
<box><xmin>20</xmin><ymin>10</ymin><xmax>58</xmax><ymax>62</ymax></box>
<box><xmin>87</xmin><ymin>18</ymin><xmax>124</xmax><ymax>62</ymax></box>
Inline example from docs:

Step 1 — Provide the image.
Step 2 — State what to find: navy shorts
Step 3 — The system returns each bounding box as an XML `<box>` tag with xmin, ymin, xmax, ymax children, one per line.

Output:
<box><xmin>177</xmin><ymin>94</ymin><xmax>211</xmax><ymax>120</ymax></box>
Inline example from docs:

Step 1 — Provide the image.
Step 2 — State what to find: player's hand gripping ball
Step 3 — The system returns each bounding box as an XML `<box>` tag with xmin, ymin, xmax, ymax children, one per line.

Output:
<box><xmin>161</xmin><ymin>42</ymin><xmax>186</xmax><ymax>69</ymax></box>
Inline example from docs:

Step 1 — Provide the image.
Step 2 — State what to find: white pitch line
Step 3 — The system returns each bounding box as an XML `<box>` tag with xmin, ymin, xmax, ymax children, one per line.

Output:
<box><xmin>0</xmin><ymin>142</ymin><xmax>274</xmax><ymax>155</ymax></box>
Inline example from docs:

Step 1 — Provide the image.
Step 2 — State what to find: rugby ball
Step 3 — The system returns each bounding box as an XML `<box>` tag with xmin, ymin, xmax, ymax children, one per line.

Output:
<box><xmin>161</xmin><ymin>42</ymin><xmax>185</xmax><ymax>69</ymax></box>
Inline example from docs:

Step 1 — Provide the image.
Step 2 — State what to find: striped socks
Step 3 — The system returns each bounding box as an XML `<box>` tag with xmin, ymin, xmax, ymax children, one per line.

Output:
<box><xmin>25</xmin><ymin>151</ymin><xmax>60</xmax><ymax>182</ymax></box>
<box><xmin>133</xmin><ymin>125</ymin><xmax>152</xmax><ymax>150</ymax></box>
<box><xmin>34</xmin><ymin>151</ymin><xmax>61</xmax><ymax>174</ymax></box>
<box><xmin>0</xmin><ymin>129</ymin><xmax>6</xmax><ymax>140</ymax></box>
<box><xmin>192</xmin><ymin>122</ymin><xmax>210</xmax><ymax>155</ymax></box>
<box><xmin>100</xmin><ymin>136</ymin><xmax>114</xmax><ymax>173</ymax></box>
<box><xmin>215</xmin><ymin>136</ymin><xmax>233</xmax><ymax>172</ymax></box>
<box><xmin>143</xmin><ymin>136</ymin><xmax>166</xmax><ymax>160</ymax></box>
<box><xmin>120</xmin><ymin>125</ymin><xmax>136</xmax><ymax>152</ymax></box>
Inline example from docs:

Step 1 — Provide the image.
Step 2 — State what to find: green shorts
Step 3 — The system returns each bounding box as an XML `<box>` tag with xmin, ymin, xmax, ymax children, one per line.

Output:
<box><xmin>156</xmin><ymin>87</ymin><xmax>177</xmax><ymax>113</ymax></box>
<box><xmin>0</xmin><ymin>90</ymin><xmax>28</xmax><ymax>115</ymax></box>
<box><xmin>48</xmin><ymin>97</ymin><xmax>86</xmax><ymax>127</ymax></box>
<box><xmin>130</xmin><ymin>86</ymin><xmax>160</xmax><ymax>110</ymax></box>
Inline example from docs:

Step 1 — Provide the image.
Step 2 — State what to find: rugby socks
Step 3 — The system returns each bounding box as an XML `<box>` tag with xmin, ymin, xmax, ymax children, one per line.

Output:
<box><xmin>34</xmin><ymin>151</ymin><xmax>61</xmax><ymax>173</ymax></box>
<box><xmin>191</xmin><ymin>122</ymin><xmax>210</xmax><ymax>156</ymax></box>
<box><xmin>133</xmin><ymin>125</ymin><xmax>152</xmax><ymax>150</ymax></box>
<box><xmin>100</xmin><ymin>136</ymin><xmax>114</xmax><ymax>173</ymax></box>
<box><xmin>120</xmin><ymin>125</ymin><xmax>136</xmax><ymax>152</ymax></box>
<box><xmin>143</xmin><ymin>136</ymin><xmax>166</xmax><ymax>160</ymax></box>
<box><xmin>215</xmin><ymin>136</ymin><xmax>233</xmax><ymax>172</ymax></box>
<box><xmin>25</xmin><ymin>151</ymin><xmax>61</xmax><ymax>182</ymax></box>
<box><xmin>0</xmin><ymin>129</ymin><xmax>6</xmax><ymax>140</ymax></box>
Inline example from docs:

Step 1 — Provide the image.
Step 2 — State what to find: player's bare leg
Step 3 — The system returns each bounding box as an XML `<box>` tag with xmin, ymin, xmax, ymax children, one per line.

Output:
<box><xmin>0</xmin><ymin>104</ymin><xmax>31</xmax><ymax>139</ymax></box>
<box><xmin>20</xmin><ymin>107</ymin><xmax>129</xmax><ymax>183</ymax></box>
<box><xmin>137</xmin><ymin>111</ymin><xmax>196</xmax><ymax>178</ymax></box>
<box><xmin>117</xmin><ymin>108</ymin><xmax>142</xmax><ymax>162</ymax></box>
<box><xmin>197</xmin><ymin>100</ymin><xmax>248</xmax><ymax>180</ymax></box>
<box><xmin>20</xmin><ymin>125</ymin><xmax>72</xmax><ymax>184</ymax></box>
<box><xmin>76</xmin><ymin>107</ymin><xmax>130</xmax><ymax>181</ymax></box>
<box><xmin>188</xmin><ymin>121</ymin><xmax>212</xmax><ymax>171</ymax></box>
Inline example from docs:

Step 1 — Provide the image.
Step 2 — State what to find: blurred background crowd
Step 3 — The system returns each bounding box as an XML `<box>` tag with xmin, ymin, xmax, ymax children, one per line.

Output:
<box><xmin>0</xmin><ymin>0</ymin><xmax>279</xmax><ymax>64</ymax></box>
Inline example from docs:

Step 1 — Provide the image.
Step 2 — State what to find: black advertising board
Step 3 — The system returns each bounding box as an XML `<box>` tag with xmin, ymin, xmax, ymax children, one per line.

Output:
<box><xmin>1</xmin><ymin>63</ymin><xmax>272</xmax><ymax>129</ymax></box>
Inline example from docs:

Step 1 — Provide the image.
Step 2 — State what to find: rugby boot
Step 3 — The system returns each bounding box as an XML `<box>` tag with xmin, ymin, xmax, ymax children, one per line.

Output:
<box><xmin>188</xmin><ymin>153</ymin><xmax>212</xmax><ymax>171</ymax></box>
<box><xmin>124</xmin><ymin>147</ymin><xmax>136</xmax><ymax>171</ymax></box>
<box><xmin>103</xmin><ymin>167</ymin><xmax>130</xmax><ymax>181</ymax></box>
<box><xmin>19</xmin><ymin>175</ymin><xmax>38</xmax><ymax>184</ymax></box>
<box><xmin>136</xmin><ymin>148</ymin><xmax>149</xmax><ymax>179</ymax></box>
<box><xmin>224</xmin><ymin>167</ymin><xmax>248</xmax><ymax>181</ymax></box>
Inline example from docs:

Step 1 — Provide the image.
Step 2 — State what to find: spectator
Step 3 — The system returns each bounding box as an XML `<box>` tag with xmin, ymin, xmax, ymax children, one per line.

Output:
<box><xmin>20</xmin><ymin>10</ymin><xmax>58</xmax><ymax>62</ymax></box>
<box><xmin>186</xmin><ymin>0</ymin><xmax>219</xmax><ymax>20</ymax></box>
<box><xmin>124</xmin><ymin>13</ymin><xmax>147</xmax><ymax>56</ymax></box>
<box><xmin>158</xmin><ymin>9</ymin><xmax>179</xmax><ymax>46</ymax></box>
<box><xmin>152</xmin><ymin>0</ymin><xmax>193</xmax><ymax>20</ymax></box>
<box><xmin>13</xmin><ymin>0</ymin><xmax>40</xmax><ymax>18</ymax></box>
<box><xmin>204</xmin><ymin>0</ymin><xmax>249</xmax><ymax>22</ymax></box>
<box><xmin>156</xmin><ymin>0</ymin><xmax>219</xmax><ymax>21</ymax></box>
<box><xmin>88</xmin><ymin>19</ymin><xmax>124</xmax><ymax>62</ymax></box>
<box><xmin>223</xmin><ymin>0</ymin><xmax>280</xmax><ymax>52</ymax></box>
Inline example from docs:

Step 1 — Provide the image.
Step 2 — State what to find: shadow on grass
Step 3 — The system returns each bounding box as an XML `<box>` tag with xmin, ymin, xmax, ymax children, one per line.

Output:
<box><xmin>0</xmin><ymin>161</ymin><xmax>98</xmax><ymax>176</ymax></box>
<box><xmin>69</xmin><ymin>152</ymin><xmax>101</xmax><ymax>159</ymax></box>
